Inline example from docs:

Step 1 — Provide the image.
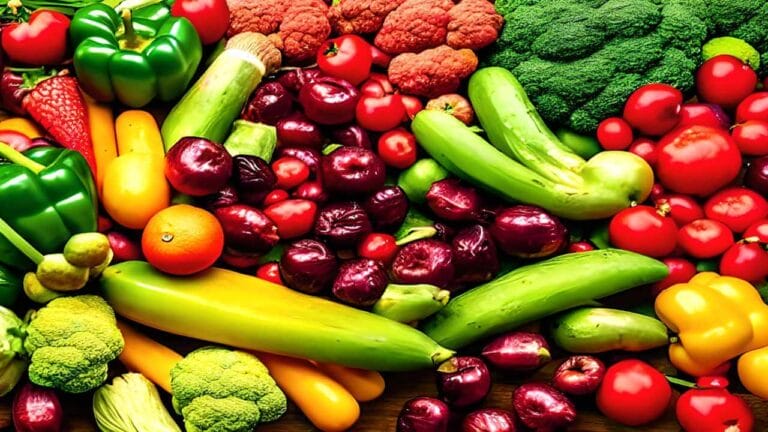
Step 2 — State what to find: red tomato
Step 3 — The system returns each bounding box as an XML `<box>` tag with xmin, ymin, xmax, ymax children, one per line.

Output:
<box><xmin>263</xmin><ymin>199</ymin><xmax>318</xmax><ymax>239</ymax></box>
<box><xmin>597</xmin><ymin>359</ymin><xmax>672</xmax><ymax>427</ymax></box>
<box><xmin>357</xmin><ymin>233</ymin><xmax>398</xmax><ymax>263</ymax></box>
<box><xmin>171</xmin><ymin>0</ymin><xmax>229</xmax><ymax>45</ymax></box>
<box><xmin>676</xmin><ymin>377</ymin><xmax>754</xmax><ymax>432</ymax></box>
<box><xmin>401</xmin><ymin>95</ymin><xmax>423</xmax><ymax>121</ymax></box>
<box><xmin>628</xmin><ymin>138</ymin><xmax>657</xmax><ymax>166</ymax></box>
<box><xmin>567</xmin><ymin>241</ymin><xmax>595</xmax><ymax>253</ymax></box>
<box><xmin>272</xmin><ymin>157</ymin><xmax>310</xmax><ymax>190</ymax></box>
<box><xmin>655</xmin><ymin>125</ymin><xmax>742</xmax><ymax>196</ymax></box>
<box><xmin>696</xmin><ymin>55</ymin><xmax>758</xmax><ymax>109</ymax></box>
<box><xmin>597</xmin><ymin>117</ymin><xmax>634</xmax><ymax>150</ymax></box>
<box><xmin>677</xmin><ymin>219</ymin><xmax>734</xmax><ymax>259</ymax></box>
<box><xmin>732</xmin><ymin>120</ymin><xmax>768</xmax><ymax>156</ymax></box>
<box><xmin>263</xmin><ymin>189</ymin><xmax>289</xmax><ymax>206</ymax></box>
<box><xmin>622</xmin><ymin>83</ymin><xmax>683</xmax><ymax>136</ymax></box>
<box><xmin>650</xmin><ymin>257</ymin><xmax>697</xmax><ymax>297</ymax></box>
<box><xmin>369</xmin><ymin>45</ymin><xmax>391</xmax><ymax>68</ymax></box>
<box><xmin>316</xmin><ymin>35</ymin><xmax>373</xmax><ymax>86</ymax></box>
<box><xmin>704</xmin><ymin>187</ymin><xmax>768</xmax><ymax>233</ymax></box>
<box><xmin>256</xmin><ymin>262</ymin><xmax>284</xmax><ymax>285</ymax></box>
<box><xmin>654</xmin><ymin>194</ymin><xmax>704</xmax><ymax>227</ymax></box>
<box><xmin>356</xmin><ymin>94</ymin><xmax>406</xmax><ymax>132</ymax></box>
<box><xmin>1</xmin><ymin>10</ymin><xmax>70</xmax><ymax>66</ymax></box>
<box><xmin>609</xmin><ymin>206</ymin><xmax>678</xmax><ymax>258</ymax></box>
<box><xmin>744</xmin><ymin>219</ymin><xmax>768</xmax><ymax>242</ymax></box>
<box><xmin>736</xmin><ymin>92</ymin><xmax>768</xmax><ymax>123</ymax></box>
<box><xmin>377</xmin><ymin>128</ymin><xmax>417</xmax><ymax>169</ymax></box>
<box><xmin>719</xmin><ymin>242</ymin><xmax>768</xmax><ymax>283</ymax></box>
<box><xmin>678</xmin><ymin>103</ymin><xmax>729</xmax><ymax>130</ymax></box>
<box><xmin>360</xmin><ymin>73</ymin><xmax>395</xmax><ymax>98</ymax></box>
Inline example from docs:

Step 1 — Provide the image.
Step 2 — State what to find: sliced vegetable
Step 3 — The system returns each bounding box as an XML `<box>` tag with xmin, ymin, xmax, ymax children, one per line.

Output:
<box><xmin>93</xmin><ymin>373</ymin><xmax>181</xmax><ymax>432</ymax></box>
<box><xmin>223</xmin><ymin>120</ymin><xmax>277</xmax><ymax>160</ymax></box>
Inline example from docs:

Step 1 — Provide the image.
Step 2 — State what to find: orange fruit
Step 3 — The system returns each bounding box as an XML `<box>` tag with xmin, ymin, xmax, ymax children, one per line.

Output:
<box><xmin>141</xmin><ymin>204</ymin><xmax>224</xmax><ymax>275</ymax></box>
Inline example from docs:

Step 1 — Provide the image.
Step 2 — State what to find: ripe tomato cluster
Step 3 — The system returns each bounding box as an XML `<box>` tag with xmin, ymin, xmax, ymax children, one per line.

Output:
<box><xmin>602</xmin><ymin>55</ymin><xmax>768</xmax><ymax>289</ymax></box>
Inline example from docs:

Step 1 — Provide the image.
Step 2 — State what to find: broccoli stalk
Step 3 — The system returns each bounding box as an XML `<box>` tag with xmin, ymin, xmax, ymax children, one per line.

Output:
<box><xmin>170</xmin><ymin>346</ymin><xmax>287</xmax><ymax>432</ymax></box>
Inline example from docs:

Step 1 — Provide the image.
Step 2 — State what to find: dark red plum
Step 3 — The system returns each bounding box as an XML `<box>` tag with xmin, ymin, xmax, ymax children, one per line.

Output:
<box><xmin>276</xmin><ymin>112</ymin><xmax>324</xmax><ymax>150</ymax></box>
<box><xmin>332</xmin><ymin>259</ymin><xmax>388</xmax><ymax>306</ymax></box>
<box><xmin>280</xmin><ymin>239</ymin><xmax>338</xmax><ymax>294</ymax></box>
<box><xmin>426</xmin><ymin>179</ymin><xmax>482</xmax><ymax>222</ymax></box>
<box><xmin>513</xmin><ymin>383</ymin><xmax>577</xmax><ymax>431</ymax></box>
<box><xmin>391</xmin><ymin>239</ymin><xmax>454</xmax><ymax>288</ymax></box>
<box><xmin>298</xmin><ymin>76</ymin><xmax>359</xmax><ymax>125</ymax></box>
<box><xmin>232</xmin><ymin>155</ymin><xmax>276</xmax><ymax>206</ymax></box>
<box><xmin>452</xmin><ymin>225</ymin><xmax>499</xmax><ymax>284</ymax></box>
<box><xmin>214</xmin><ymin>204</ymin><xmax>280</xmax><ymax>254</ymax></box>
<box><xmin>481</xmin><ymin>332</ymin><xmax>551</xmax><ymax>372</ymax></box>
<box><xmin>276</xmin><ymin>68</ymin><xmax>324</xmax><ymax>94</ymax></box>
<box><xmin>332</xmin><ymin>124</ymin><xmax>372</xmax><ymax>149</ymax></box>
<box><xmin>552</xmin><ymin>355</ymin><xmax>606</xmax><ymax>396</ymax></box>
<box><xmin>314</xmin><ymin>201</ymin><xmax>372</xmax><ymax>248</ymax></box>
<box><xmin>462</xmin><ymin>408</ymin><xmax>517</xmax><ymax>432</ymax></box>
<box><xmin>397</xmin><ymin>397</ymin><xmax>450</xmax><ymax>432</ymax></box>
<box><xmin>490</xmin><ymin>206</ymin><xmax>569</xmax><ymax>258</ymax></box>
<box><xmin>364</xmin><ymin>186</ymin><xmax>409</xmax><ymax>229</ymax></box>
<box><xmin>321</xmin><ymin>146</ymin><xmax>386</xmax><ymax>196</ymax></box>
<box><xmin>242</xmin><ymin>81</ymin><xmax>293</xmax><ymax>125</ymax></box>
<box><xmin>165</xmin><ymin>137</ymin><xmax>232</xmax><ymax>196</ymax></box>
<box><xmin>436</xmin><ymin>356</ymin><xmax>492</xmax><ymax>408</ymax></box>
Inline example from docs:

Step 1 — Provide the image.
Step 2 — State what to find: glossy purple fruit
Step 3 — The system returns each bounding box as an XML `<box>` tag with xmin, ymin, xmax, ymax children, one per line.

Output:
<box><xmin>391</xmin><ymin>239</ymin><xmax>454</xmax><ymax>288</ymax></box>
<box><xmin>436</xmin><ymin>356</ymin><xmax>492</xmax><ymax>408</ymax></box>
<box><xmin>280</xmin><ymin>239</ymin><xmax>338</xmax><ymax>294</ymax></box>
<box><xmin>321</xmin><ymin>146</ymin><xmax>386</xmax><ymax>195</ymax></box>
<box><xmin>397</xmin><ymin>397</ymin><xmax>450</xmax><ymax>432</ymax></box>
<box><xmin>165</xmin><ymin>137</ymin><xmax>233</xmax><ymax>196</ymax></box>
<box><xmin>481</xmin><ymin>332</ymin><xmax>551</xmax><ymax>372</ymax></box>
<box><xmin>204</xmin><ymin>184</ymin><xmax>240</xmax><ymax>209</ymax></box>
<box><xmin>452</xmin><ymin>225</ymin><xmax>499</xmax><ymax>284</ymax></box>
<box><xmin>332</xmin><ymin>259</ymin><xmax>388</xmax><ymax>306</ymax></box>
<box><xmin>232</xmin><ymin>155</ymin><xmax>276</xmax><ymax>206</ymax></box>
<box><xmin>276</xmin><ymin>112</ymin><xmax>324</xmax><ymax>150</ymax></box>
<box><xmin>276</xmin><ymin>68</ymin><xmax>324</xmax><ymax>94</ymax></box>
<box><xmin>462</xmin><ymin>408</ymin><xmax>517</xmax><ymax>432</ymax></box>
<box><xmin>214</xmin><ymin>204</ymin><xmax>280</xmax><ymax>254</ymax></box>
<box><xmin>490</xmin><ymin>206</ymin><xmax>569</xmax><ymax>258</ymax></box>
<box><xmin>242</xmin><ymin>81</ymin><xmax>293</xmax><ymax>125</ymax></box>
<box><xmin>426</xmin><ymin>179</ymin><xmax>482</xmax><ymax>222</ymax></box>
<box><xmin>314</xmin><ymin>201</ymin><xmax>372</xmax><ymax>248</ymax></box>
<box><xmin>332</xmin><ymin>124</ymin><xmax>372</xmax><ymax>149</ymax></box>
<box><xmin>552</xmin><ymin>355</ymin><xmax>606</xmax><ymax>396</ymax></box>
<box><xmin>513</xmin><ymin>383</ymin><xmax>577</xmax><ymax>431</ymax></box>
<box><xmin>364</xmin><ymin>186</ymin><xmax>409</xmax><ymax>229</ymax></box>
<box><xmin>298</xmin><ymin>76</ymin><xmax>359</xmax><ymax>125</ymax></box>
<box><xmin>745</xmin><ymin>156</ymin><xmax>768</xmax><ymax>196</ymax></box>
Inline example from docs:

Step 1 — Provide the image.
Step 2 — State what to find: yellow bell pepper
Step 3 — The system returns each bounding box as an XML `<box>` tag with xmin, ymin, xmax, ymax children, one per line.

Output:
<box><xmin>738</xmin><ymin>347</ymin><xmax>768</xmax><ymax>399</ymax></box>
<box><xmin>655</xmin><ymin>272</ymin><xmax>768</xmax><ymax>376</ymax></box>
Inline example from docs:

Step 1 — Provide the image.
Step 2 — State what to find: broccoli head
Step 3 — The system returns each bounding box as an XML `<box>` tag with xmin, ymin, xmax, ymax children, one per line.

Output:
<box><xmin>486</xmin><ymin>0</ymin><xmax>768</xmax><ymax>133</ymax></box>
<box><xmin>23</xmin><ymin>295</ymin><xmax>124</xmax><ymax>393</ymax></box>
<box><xmin>170</xmin><ymin>346</ymin><xmax>287</xmax><ymax>432</ymax></box>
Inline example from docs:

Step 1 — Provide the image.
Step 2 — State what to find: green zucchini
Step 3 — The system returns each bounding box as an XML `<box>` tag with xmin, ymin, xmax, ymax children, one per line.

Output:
<box><xmin>421</xmin><ymin>249</ymin><xmax>668</xmax><ymax>349</ymax></box>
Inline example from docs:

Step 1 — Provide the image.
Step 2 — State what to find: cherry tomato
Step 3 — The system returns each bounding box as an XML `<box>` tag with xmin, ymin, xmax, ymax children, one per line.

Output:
<box><xmin>654</xmin><ymin>194</ymin><xmax>704</xmax><ymax>226</ymax></box>
<box><xmin>677</xmin><ymin>219</ymin><xmax>734</xmax><ymax>259</ymax></box>
<box><xmin>736</xmin><ymin>92</ymin><xmax>768</xmax><ymax>123</ymax></box>
<box><xmin>744</xmin><ymin>219</ymin><xmax>768</xmax><ymax>243</ymax></box>
<box><xmin>1</xmin><ymin>10</ymin><xmax>70</xmax><ymax>66</ymax></box>
<box><xmin>377</xmin><ymin>128</ymin><xmax>417</xmax><ymax>169</ymax></box>
<box><xmin>567</xmin><ymin>241</ymin><xmax>595</xmax><ymax>253</ymax></box>
<box><xmin>732</xmin><ymin>120</ymin><xmax>768</xmax><ymax>156</ymax></box>
<box><xmin>597</xmin><ymin>359</ymin><xmax>672</xmax><ymax>427</ymax></box>
<box><xmin>696</xmin><ymin>55</ymin><xmax>758</xmax><ymax>109</ymax></box>
<box><xmin>627</xmin><ymin>138</ymin><xmax>657</xmax><ymax>166</ymax></box>
<box><xmin>609</xmin><ymin>206</ymin><xmax>678</xmax><ymax>258</ymax></box>
<box><xmin>106</xmin><ymin>231</ymin><xmax>142</xmax><ymax>262</ymax></box>
<box><xmin>263</xmin><ymin>189</ymin><xmax>289</xmax><ymax>206</ymax></box>
<box><xmin>263</xmin><ymin>199</ymin><xmax>318</xmax><ymax>239</ymax></box>
<box><xmin>256</xmin><ymin>262</ymin><xmax>284</xmax><ymax>285</ymax></box>
<box><xmin>622</xmin><ymin>83</ymin><xmax>683</xmax><ymax>136</ymax></box>
<box><xmin>597</xmin><ymin>117</ymin><xmax>634</xmax><ymax>150</ymax></box>
<box><xmin>401</xmin><ymin>95</ymin><xmax>423</xmax><ymax>121</ymax></box>
<box><xmin>655</xmin><ymin>125</ymin><xmax>742</xmax><ymax>196</ymax></box>
<box><xmin>356</xmin><ymin>94</ymin><xmax>406</xmax><ymax>132</ymax></box>
<box><xmin>650</xmin><ymin>257</ymin><xmax>697</xmax><ymax>297</ymax></box>
<box><xmin>676</xmin><ymin>376</ymin><xmax>754</xmax><ymax>432</ymax></box>
<box><xmin>272</xmin><ymin>157</ymin><xmax>310</xmax><ymax>190</ymax></box>
<box><xmin>316</xmin><ymin>35</ymin><xmax>373</xmax><ymax>86</ymax></box>
<box><xmin>719</xmin><ymin>242</ymin><xmax>768</xmax><ymax>283</ymax></box>
<box><xmin>678</xmin><ymin>103</ymin><xmax>729</xmax><ymax>130</ymax></box>
<box><xmin>650</xmin><ymin>183</ymin><xmax>666</xmax><ymax>201</ymax></box>
<box><xmin>704</xmin><ymin>187</ymin><xmax>768</xmax><ymax>233</ymax></box>
<box><xmin>357</xmin><ymin>233</ymin><xmax>398</xmax><ymax>263</ymax></box>
<box><xmin>171</xmin><ymin>0</ymin><xmax>229</xmax><ymax>45</ymax></box>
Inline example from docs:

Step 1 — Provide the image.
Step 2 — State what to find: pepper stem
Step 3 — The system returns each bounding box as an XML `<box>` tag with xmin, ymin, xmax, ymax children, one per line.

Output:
<box><xmin>0</xmin><ymin>218</ymin><xmax>44</xmax><ymax>266</ymax></box>
<box><xmin>0</xmin><ymin>142</ymin><xmax>45</xmax><ymax>174</ymax></box>
<box><xmin>666</xmin><ymin>375</ymin><xmax>697</xmax><ymax>389</ymax></box>
<box><xmin>120</xmin><ymin>9</ymin><xmax>141</xmax><ymax>49</ymax></box>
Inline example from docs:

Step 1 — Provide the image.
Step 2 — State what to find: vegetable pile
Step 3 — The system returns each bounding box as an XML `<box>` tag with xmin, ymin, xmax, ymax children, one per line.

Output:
<box><xmin>0</xmin><ymin>0</ymin><xmax>766</xmax><ymax>430</ymax></box>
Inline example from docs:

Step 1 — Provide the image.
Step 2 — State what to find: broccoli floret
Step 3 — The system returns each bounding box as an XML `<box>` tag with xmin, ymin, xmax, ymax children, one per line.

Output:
<box><xmin>23</xmin><ymin>295</ymin><xmax>124</xmax><ymax>394</ymax></box>
<box><xmin>486</xmin><ymin>0</ymin><xmax>768</xmax><ymax>133</ymax></box>
<box><xmin>170</xmin><ymin>346</ymin><xmax>287</xmax><ymax>432</ymax></box>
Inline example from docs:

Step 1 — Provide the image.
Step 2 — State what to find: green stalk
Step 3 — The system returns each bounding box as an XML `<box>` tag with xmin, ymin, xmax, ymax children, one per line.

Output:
<box><xmin>0</xmin><ymin>142</ymin><xmax>44</xmax><ymax>173</ymax></box>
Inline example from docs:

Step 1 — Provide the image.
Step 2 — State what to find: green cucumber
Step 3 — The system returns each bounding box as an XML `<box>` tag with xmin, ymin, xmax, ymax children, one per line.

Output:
<box><xmin>421</xmin><ymin>249</ymin><xmax>668</xmax><ymax>349</ymax></box>
<box><xmin>549</xmin><ymin>307</ymin><xmax>670</xmax><ymax>353</ymax></box>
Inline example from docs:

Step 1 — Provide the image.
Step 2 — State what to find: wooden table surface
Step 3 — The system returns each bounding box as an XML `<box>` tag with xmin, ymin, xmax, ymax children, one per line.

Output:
<box><xmin>1</xmin><ymin>342</ymin><xmax>765</xmax><ymax>432</ymax></box>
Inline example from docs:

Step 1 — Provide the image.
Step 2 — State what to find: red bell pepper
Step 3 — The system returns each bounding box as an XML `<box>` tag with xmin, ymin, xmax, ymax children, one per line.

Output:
<box><xmin>1</xmin><ymin>10</ymin><xmax>70</xmax><ymax>66</ymax></box>
<box><xmin>675</xmin><ymin>376</ymin><xmax>754</xmax><ymax>432</ymax></box>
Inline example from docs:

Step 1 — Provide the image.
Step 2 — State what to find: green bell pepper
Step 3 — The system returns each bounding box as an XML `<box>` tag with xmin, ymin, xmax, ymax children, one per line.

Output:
<box><xmin>70</xmin><ymin>1</ymin><xmax>202</xmax><ymax>108</ymax></box>
<box><xmin>0</xmin><ymin>143</ymin><xmax>97</xmax><ymax>271</ymax></box>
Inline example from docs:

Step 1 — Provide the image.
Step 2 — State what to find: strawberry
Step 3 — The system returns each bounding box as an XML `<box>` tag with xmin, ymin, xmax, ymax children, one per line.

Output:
<box><xmin>21</xmin><ymin>73</ymin><xmax>96</xmax><ymax>177</ymax></box>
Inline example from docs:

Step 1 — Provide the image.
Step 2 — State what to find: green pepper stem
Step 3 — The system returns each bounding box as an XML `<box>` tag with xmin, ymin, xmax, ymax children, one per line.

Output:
<box><xmin>0</xmin><ymin>218</ymin><xmax>44</xmax><ymax>266</ymax></box>
<box><xmin>0</xmin><ymin>142</ymin><xmax>44</xmax><ymax>174</ymax></box>
<box><xmin>666</xmin><ymin>375</ymin><xmax>697</xmax><ymax>389</ymax></box>
<box><xmin>120</xmin><ymin>9</ymin><xmax>141</xmax><ymax>49</ymax></box>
